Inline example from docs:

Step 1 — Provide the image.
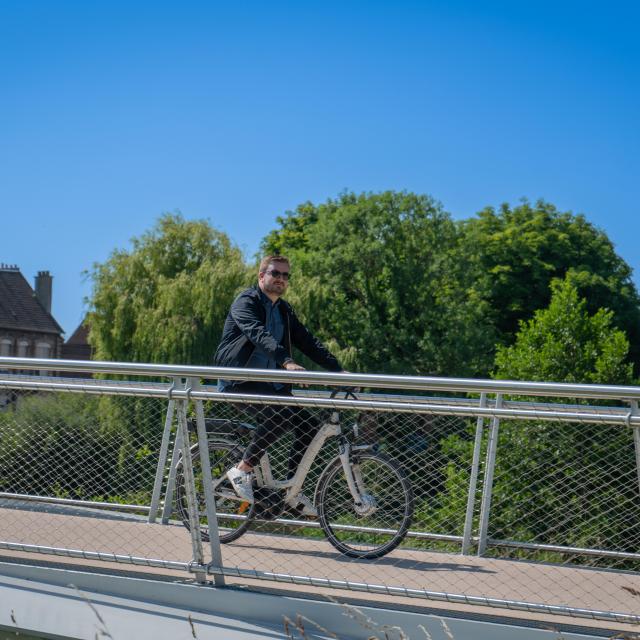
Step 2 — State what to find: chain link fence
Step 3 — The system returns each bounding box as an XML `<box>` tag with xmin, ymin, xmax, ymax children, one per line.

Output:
<box><xmin>0</xmin><ymin>378</ymin><xmax>199</xmax><ymax>574</ymax></box>
<box><xmin>1</xmin><ymin>357</ymin><xmax>640</xmax><ymax>626</ymax></box>
<box><xmin>485</xmin><ymin>417</ymin><xmax>640</xmax><ymax>565</ymax></box>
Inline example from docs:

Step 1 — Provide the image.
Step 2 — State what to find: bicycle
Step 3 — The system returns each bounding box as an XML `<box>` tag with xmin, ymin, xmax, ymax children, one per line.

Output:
<box><xmin>175</xmin><ymin>390</ymin><xmax>414</xmax><ymax>559</ymax></box>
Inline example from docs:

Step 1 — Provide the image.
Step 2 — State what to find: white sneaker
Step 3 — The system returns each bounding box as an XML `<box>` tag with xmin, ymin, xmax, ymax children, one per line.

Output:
<box><xmin>294</xmin><ymin>493</ymin><xmax>317</xmax><ymax>517</ymax></box>
<box><xmin>226</xmin><ymin>466</ymin><xmax>254</xmax><ymax>502</ymax></box>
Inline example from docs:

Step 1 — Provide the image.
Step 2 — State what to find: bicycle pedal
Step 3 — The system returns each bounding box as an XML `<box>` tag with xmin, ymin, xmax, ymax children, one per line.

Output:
<box><xmin>253</xmin><ymin>487</ymin><xmax>285</xmax><ymax>521</ymax></box>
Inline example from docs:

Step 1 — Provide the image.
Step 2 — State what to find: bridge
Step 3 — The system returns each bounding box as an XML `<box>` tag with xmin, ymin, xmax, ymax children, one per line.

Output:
<box><xmin>1</xmin><ymin>357</ymin><xmax>639</xmax><ymax>639</ymax></box>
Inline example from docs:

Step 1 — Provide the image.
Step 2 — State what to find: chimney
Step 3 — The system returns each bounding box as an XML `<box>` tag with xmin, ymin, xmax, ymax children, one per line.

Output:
<box><xmin>35</xmin><ymin>271</ymin><xmax>53</xmax><ymax>314</ymax></box>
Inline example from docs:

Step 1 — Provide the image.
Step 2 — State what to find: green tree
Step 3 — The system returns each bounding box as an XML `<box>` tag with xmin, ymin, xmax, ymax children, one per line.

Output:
<box><xmin>436</xmin><ymin>280</ymin><xmax>638</xmax><ymax>562</ymax></box>
<box><xmin>462</xmin><ymin>199</ymin><xmax>640</xmax><ymax>369</ymax></box>
<box><xmin>87</xmin><ymin>215</ymin><xmax>251</xmax><ymax>456</ymax></box>
<box><xmin>262</xmin><ymin>191</ymin><xmax>496</xmax><ymax>377</ymax></box>
<box><xmin>494</xmin><ymin>277</ymin><xmax>634</xmax><ymax>384</ymax></box>
<box><xmin>87</xmin><ymin>213</ymin><xmax>250</xmax><ymax>364</ymax></box>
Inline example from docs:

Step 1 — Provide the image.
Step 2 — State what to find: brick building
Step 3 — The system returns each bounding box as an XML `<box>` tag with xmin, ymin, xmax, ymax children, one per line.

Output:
<box><xmin>0</xmin><ymin>264</ymin><xmax>64</xmax><ymax>360</ymax></box>
<box><xmin>61</xmin><ymin>321</ymin><xmax>92</xmax><ymax>360</ymax></box>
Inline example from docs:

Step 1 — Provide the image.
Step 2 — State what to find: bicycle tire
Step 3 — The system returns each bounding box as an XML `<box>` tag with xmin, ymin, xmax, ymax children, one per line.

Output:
<box><xmin>316</xmin><ymin>451</ymin><xmax>414</xmax><ymax>559</ymax></box>
<box><xmin>175</xmin><ymin>440</ymin><xmax>253</xmax><ymax>544</ymax></box>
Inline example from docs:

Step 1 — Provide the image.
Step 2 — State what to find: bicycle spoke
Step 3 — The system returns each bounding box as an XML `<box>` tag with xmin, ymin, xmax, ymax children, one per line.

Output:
<box><xmin>318</xmin><ymin>452</ymin><xmax>414</xmax><ymax>559</ymax></box>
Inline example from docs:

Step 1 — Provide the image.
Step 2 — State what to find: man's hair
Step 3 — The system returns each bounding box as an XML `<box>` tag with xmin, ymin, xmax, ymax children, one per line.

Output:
<box><xmin>259</xmin><ymin>255</ymin><xmax>290</xmax><ymax>273</ymax></box>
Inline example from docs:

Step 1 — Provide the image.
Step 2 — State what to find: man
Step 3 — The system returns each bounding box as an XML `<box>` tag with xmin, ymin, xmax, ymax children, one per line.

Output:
<box><xmin>214</xmin><ymin>255</ymin><xmax>343</xmax><ymax>513</ymax></box>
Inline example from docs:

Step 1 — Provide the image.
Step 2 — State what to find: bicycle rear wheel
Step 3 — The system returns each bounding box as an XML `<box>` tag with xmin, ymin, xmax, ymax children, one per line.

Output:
<box><xmin>316</xmin><ymin>451</ymin><xmax>414</xmax><ymax>559</ymax></box>
<box><xmin>175</xmin><ymin>440</ymin><xmax>253</xmax><ymax>543</ymax></box>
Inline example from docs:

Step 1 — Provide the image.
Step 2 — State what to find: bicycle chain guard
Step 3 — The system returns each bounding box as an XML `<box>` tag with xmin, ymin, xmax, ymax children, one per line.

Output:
<box><xmin>252</xmin><ymin>486</ymin><xmax>286</xmax><ymax>521</ymax></box>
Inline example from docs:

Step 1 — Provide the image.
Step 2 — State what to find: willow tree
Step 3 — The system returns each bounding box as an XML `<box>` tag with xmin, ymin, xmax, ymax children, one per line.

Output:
<box><xmin>88</xmin><ymin>213</ymin><xmax>250</xmax><ymax>365</ymax></box>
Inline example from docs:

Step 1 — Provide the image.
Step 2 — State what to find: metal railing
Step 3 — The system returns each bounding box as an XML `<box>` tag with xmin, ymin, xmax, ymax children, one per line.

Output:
<box><xmin>1</xmin><ymin>356</ymin><xmax>640</xmax><ymax>627</ymax></box>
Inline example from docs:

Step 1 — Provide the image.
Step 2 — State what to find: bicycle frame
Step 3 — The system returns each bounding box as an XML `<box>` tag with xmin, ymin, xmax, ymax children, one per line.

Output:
<box><xmin>213</xmin><ymin>409</ymin><xmax>371</xmax><ymax>509</ymax></box>
<box><xmin>255</xmin><ymin>412</ymin><xmax>345</xmax><ymax>506</ymax></box>
<box><xmin>174</xmin><ymin>395</ymin><xmax>412</xmax><ymax>559</ymax></box>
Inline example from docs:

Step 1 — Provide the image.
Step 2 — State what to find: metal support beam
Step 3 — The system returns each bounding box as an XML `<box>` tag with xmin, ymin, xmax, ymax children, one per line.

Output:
<box><xmin>161</xmin><ymin>413</ymin><xmax>184</xmax><ymax>524</ymax></box>
<box><xmin>148</xmin><ymin>379</ymin><xmax>178</xmax><ymax>523</ymax></box>
<box><xmin>190</xmin><ymin>377</ymin><xmax>225</xmax><ymax>586</ymax></box>
<box><xmin>631</xmin><ymin>400</ymin><xmax>640</xmax><ymax>501</ymax></box>
<box><xmin>462</xmin><ymin>393</ymin><xmax>487</xmax><ymax>555</ymax></box>
<box><xmin>477</xmin><ymin>394</ymin><xmax>502</xmax><ymax>556</ymax></box>
<box><xmin>175</xmin><ymin>391</ymin><xmax>206</xmax><ymax>583</ymax></box>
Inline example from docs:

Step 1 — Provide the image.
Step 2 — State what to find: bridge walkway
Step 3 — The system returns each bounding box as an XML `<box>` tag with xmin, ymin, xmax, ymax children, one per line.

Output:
<box><xmin>2</xmin><ymin>500</ymin><xmax>639</xmax><ymax>636</ymax></box>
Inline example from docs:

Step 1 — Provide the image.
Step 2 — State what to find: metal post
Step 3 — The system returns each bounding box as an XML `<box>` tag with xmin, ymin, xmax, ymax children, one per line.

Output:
<box><xmin>148</xmin><ymin>379</ymin><xmax>178</xmax><ymax>523</ymax></box>
<box><xmin>190</xmin><ymin>377</ymin><xmax>225</xmax><ymax>586</ymax></box>
<box><xmin>631</xmin><ymin>401</ymin><xmax>640</xmax><ymax>500</ymax></box>
<box><xmin>175</xmin><ymin>393</ymin><xmax>207</xmax><ymax>583</ymax></box>
<box><xmin>462</xmin><ymin>393</ymin><xmax>487</xmax><ymax>555</ymax></box>
<box><xmin>477</xmin><ymin>393</ymin><xmax>503</xmax><ymax>556</ymax></box>
<box><xmin>161</xmin><ymin>415</ymin><xmax>184</xmax><ymax>524</ymax></box>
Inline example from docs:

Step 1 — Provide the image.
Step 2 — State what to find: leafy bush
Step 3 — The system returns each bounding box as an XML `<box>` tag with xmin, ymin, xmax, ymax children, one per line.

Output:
<box><xmin>0</xmin><ymin>393</ymin><xmax>161</xmax><ymax>503</ymax></box>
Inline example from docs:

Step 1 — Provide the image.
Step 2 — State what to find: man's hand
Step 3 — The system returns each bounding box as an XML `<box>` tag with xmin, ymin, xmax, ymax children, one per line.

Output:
<box><xmin>284</xmin><ymin>361</ymin><xmax>306</xmax><ymax>371</ymax></box>
<box><xmin>284</xmin><ymin>360</ymin><xmax>309</xmax><ymax>387</ymax></box>
<box><xmin>341</xmin><ymin>371</ymin><xmax>360</xmax><ymax>393</ymax></box>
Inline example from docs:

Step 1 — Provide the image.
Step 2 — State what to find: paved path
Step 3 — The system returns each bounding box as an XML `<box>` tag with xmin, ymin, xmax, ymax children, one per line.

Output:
<box><xmin>1</xmin><ymin>501</ymin><xmax>639</xmax><ymax>634</ymax></box>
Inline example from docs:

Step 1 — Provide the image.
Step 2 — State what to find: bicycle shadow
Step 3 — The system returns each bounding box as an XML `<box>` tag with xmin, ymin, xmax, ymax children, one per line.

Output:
<box><xmin>229</xmin><ymin>539</ymin><xmax>496</xmax><ymax>573</ymax></box>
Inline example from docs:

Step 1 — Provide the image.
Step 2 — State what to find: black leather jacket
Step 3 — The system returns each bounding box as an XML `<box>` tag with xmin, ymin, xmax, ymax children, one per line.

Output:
<box><xmin>214</xmin><ymin>286</ymin><xmax>341</xmax><ymax>391</ymax></box>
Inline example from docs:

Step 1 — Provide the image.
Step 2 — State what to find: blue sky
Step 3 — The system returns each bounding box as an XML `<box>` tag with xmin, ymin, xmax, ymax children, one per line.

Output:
<box><xmin>1</xmin><ymin>1</ymin><xmax>638</xmax><ymax>337</ymax></box>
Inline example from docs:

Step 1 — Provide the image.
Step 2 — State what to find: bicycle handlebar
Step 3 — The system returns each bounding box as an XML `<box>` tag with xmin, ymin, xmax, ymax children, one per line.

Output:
<box><xmin>329</xmin><ymin>387</ymin><xmax>359</xmax><ymax>400</ymax></box>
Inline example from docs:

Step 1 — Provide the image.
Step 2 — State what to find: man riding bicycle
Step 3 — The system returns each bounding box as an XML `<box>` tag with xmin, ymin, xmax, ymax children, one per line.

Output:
<box><xmin>214</xmin><ymin>255</ymin><xmax>344</xmax><ymax>515</ymax></box>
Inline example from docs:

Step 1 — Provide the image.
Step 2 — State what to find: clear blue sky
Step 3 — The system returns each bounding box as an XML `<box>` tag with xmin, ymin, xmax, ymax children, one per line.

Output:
<box><xmin>2</xmin><ymin>1</ymin><xmax>638</xmax><ymax>336</ymax></box>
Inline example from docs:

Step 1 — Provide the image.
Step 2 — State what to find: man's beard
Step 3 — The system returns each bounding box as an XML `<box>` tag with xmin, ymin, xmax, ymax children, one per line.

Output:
<box><xmin>263</xmin><ymin>281</ymin><xmax>286</xmax><ymax>296</ymax></box>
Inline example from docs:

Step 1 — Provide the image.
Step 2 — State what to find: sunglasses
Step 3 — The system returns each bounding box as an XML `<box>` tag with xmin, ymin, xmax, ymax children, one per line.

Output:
<box><xmin>265</xmin><ymin>269</ymin><xmax>290</xmax><ymax>280</ymax></box>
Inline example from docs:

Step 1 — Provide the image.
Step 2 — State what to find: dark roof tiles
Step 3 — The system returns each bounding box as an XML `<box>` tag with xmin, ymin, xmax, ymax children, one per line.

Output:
<box><xmin>65</xmin><ymin>321</ymin><xmax>89</xmax><ymax>345</ymax></box>
<box><xmin>0</xmin><ymin>268</ymin><xmax>64</xmax><ymax>335</ymax></box>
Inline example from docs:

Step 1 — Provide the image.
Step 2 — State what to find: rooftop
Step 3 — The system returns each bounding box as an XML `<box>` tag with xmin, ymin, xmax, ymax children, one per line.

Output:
<box><xmin>0</xmin><ymin>266</ymin><xmax>63</xmax><ymax>335</ymax></box>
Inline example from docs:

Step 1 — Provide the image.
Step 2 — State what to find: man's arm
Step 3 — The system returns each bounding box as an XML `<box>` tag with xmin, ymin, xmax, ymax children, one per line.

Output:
<box><xmin>230</xmin><ymin>293</ymin><xmax>291</xmax><ymax>365</ymax></box>
<box><xmin>288</xmin><ymin>307</ymin><xmax>342</xmax><ymax>372</ymax></box>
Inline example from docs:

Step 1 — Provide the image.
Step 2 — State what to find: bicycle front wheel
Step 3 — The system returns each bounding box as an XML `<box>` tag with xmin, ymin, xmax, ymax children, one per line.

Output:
<box><xmin>175</xmin><ymin>440</ymin><xmax>253</xmax><ymax>544</ymax></box>
<box><xmin>316</xmin><ymin>452</ymin><xmax>414</xmax><ymax>559</ymax></box>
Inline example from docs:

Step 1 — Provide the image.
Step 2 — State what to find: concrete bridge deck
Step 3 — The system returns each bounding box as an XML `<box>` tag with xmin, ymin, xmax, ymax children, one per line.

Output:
<box><xmin>1</xmin><ymin>500</ymin><xmax>639</xmax><ymax>636</ymax></box>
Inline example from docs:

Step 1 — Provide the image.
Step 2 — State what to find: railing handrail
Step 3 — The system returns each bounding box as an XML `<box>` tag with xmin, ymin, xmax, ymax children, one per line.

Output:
<box><xmin>1</xmin><ymin>372</ymin><xmax>639</xmax><ymax>425</ymax></box>
<box><xmin>2</xmin><ymin>372</ymin><xmax>633</xmax><ymax>412</ymax></box>
<box><xmin>1</xmin><ymin>356</ymin><xmax>640</xmax><ymax>400</ymax></box>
